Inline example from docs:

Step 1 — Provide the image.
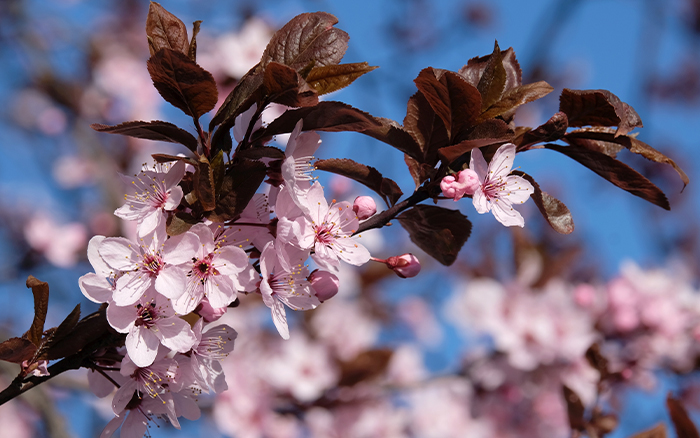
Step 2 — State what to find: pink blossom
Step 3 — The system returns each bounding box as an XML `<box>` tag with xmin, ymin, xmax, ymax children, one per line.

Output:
<box><xmin>114</xmin><ymin>161</ymin><xmax>185</xmax><ymax>237</ymax></box>
<box><xmin>309</xmin><ymin>269</ymin><xmax>340</xmax><ymax>302</ymax></box>
<box><xmin>172</xmin><ymin>223</ymin><xmax>256</xmax><ymax>314</ymax></box>
<box><xmin>259</xmin><ymin>241</ymin><xmax>320</xmax><ymax>340</ymax></box>
<box><xmin>281</xmin><ymin>120</ymin><xmax>321</xmax><ymax>211</ymax></box>
<box><xmin>440</xmin><ymin>168</ymin><xmax>480</xmax><ymax>201</ymax></box>
<box><xmin>264</xmin><ymin>334</ymin><xmax>338</xmax><ymax>402</ymax></box>
<box><xmin>285</xmin><ymin>181</ymin><xmax>371</xmax><ymax>271</ymax></box>
<box><xmin>100</xmin><ymin>395</ymin><xmax>165</xmax><ymax>438</ymax></box>
<box><xmin>112</xmin><ymin>351</ymin><xmax>180</xmax><ymax>416</ymax></box>
<box><xmin>353</xmin><ymin>196</ymin><xmax>377</xmax><ymax>220</ymax></box>
<box><xmin>98</xmin><ymin>224</ymin><xmax>199</xmax><ymax>306</ymax></box>
<box><xmin>180</xmin><ymin>319</ymin><xmax>237</xmax><ymax>393</ymax></box>
<box><xmin>23</xmin><ymin>214</ymin><xmax>87</xmax><ymax>267</ymax></box>
<box><xmin>470</xmin><ymin>143</ymin><xmax>534</xmax><ymax>227</ymax></box>
<box><xmin>107</xmin><ymin>293</ymin><xmax>196</xmax><ymax>367</ymax></box>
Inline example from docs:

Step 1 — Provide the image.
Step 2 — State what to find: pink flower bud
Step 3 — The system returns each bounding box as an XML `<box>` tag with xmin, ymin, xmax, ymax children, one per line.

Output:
<box><xmin>440</xmin><ymin>169</ymin><xmax>480</xmax><ymax>201</ymax></box>
<box><xmin>353</xmin><ymin>196</ymin><xmax>377</xmax><ymax>220</ymax></box>
<box><xmin>195</xmin><ymin>297</ymin><xmax>228</xmax><ymax>323</ymax></box>
<box><xmin>386</xmin><ymin>253</ymin><xmax>421</xmax><ymax>278</ymax></box>
<box><xmin>309</xmin><ymin>269</ymin><xmax>340</xmax><ymax>302</ymax></box>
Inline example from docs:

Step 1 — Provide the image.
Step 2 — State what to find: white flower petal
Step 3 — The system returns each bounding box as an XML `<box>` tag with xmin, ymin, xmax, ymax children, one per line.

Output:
<box><xmin>99</xmin><ymin>238</ymin><xmax>139</xmax><ymax>271</ymax></box>
<box><xmin>155</xmin><ymin>265</ymin><xmax>186</xmax><ymax>299</ymax></box>
<box><xmin>126</xmin><ymin>326</ymin><xmax>160</xmax><ymax>367</ymax></box>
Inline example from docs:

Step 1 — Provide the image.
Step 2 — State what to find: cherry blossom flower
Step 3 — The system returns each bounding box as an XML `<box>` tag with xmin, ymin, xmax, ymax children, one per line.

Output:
<box><xmin>282</xmin><ymin>181</ymin><xmax>371</xmax><ymax>271</ymax></box>
<box><xmin>114</xmin><ymin>160</ymin><xmax>185</xmax><ymax>237</ymax></box>
<box><xmin>281</xmin><ymin>120</ymin><xmax>321</xmax><ymax>211</ymax></box>
<box><xmin>98</xmin><ymin>224</ymin><xmax>199</xmax><ymax>306</ymax></box>
<box><xmin>470</xmin><ymin>143</ymin><xmax>534</xmax><ymax>227</ymax></box>
<box><xmin>100</xmin><ymin>395</ymin><xmax>166</xmax><ymax>438</ymax></box>
<box><xmin>179</xmin><ymin>319</ymin><xmax>237</xmax><ymax>393</ymax></box>
<box><xmin>23</xmin><ymin>214</ymin><xmax>87</xmax><ymax>267</ymax></box>
<box><xmin>112</xmin><ymin>350</ymin><xmax>180</xmax><ymax>416</ymax></box>
<box><xmin>259</xmin><ymin>241</ymin><xmax>320</xmax><ymax>340</ymax></box>
<box><xmin>172</xmin><ymin>223</ymin><xmax>256</xmax><ymax>315</ymax></box>
<box><xmin>107</xmin><ymin>293</ymin><xmax>196</xmax><ymax>367</ymax></box>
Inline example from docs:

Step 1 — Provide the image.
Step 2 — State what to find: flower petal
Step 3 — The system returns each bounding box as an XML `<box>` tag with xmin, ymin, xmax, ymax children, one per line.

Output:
<box><xmin>155</xmin><ymin>265</ymin><xmax>186</xmax><ymax>299</ymax></box>
<box><xmin>113</xmin><ymin>272</ymin><xmax>151</xmax><ymax>306</ymax></box>
<box><xmin>491</xmin><ymin>200</ymin><xmax>525</xmax><ymax>227</ymax></box>
<box><xmin>270</xmin><ymin>299</ymin><xmax>290</xmax><ymax>340</ymax></box>
<box><xmin>79</xmin><ymin>273</ymin><xmax>113</xmax><ymax>304</ymax></box>
<box><xmin>126</xmin><ymin>326</ymin><xmax>160</xmax><ymax>367</ymax></box>
<box><xmin>155</xmin><ymin>317</ymin><xmax>196</xmax><ymax>353</ymax></box>
<box><xmin>99</xmin><ymin>238</ymin><xmax>139</xmax><ymax>271</ymax></box>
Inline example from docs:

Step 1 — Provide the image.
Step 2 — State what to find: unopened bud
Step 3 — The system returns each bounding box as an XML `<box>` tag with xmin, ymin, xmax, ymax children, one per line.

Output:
<box><xmin>353</xmin><ymin>196</ymin><xmax>377</xmax><ymax>220</ymax></box>
<box><xmin>386</xmin><ymin>253</ymin><xmax>421</xmax><ymax>278</ymax></box>
<box><xmin>195</xmin><ymin>297</ymin><xmax>228</xmax><ymax>323</ymax></box>
<box><xmin>440</xmin><ymin>168</ymin><xmax>480</xmax><ymax>201</ymax></box>
<box><xmin>309</xmin><ymin>269</ymin><xmax>340</xmax><ymax>302</ymax></box>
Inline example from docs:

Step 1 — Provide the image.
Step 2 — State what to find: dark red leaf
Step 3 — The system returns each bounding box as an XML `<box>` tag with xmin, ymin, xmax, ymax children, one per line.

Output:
<box><xmin>513</xmin><ymin>171</ymin><xmax>574</xmax><ymax>234</ymax></box>
<box><xmin>146</xmin><ymin>2</ymin><xmax>189</xmax><ymax>56</ymax></box>
<box><xmin>517</xmin><ymin>111</ymin><xmax>569</xmax><ymax>149</ymax></box>
<box><xmin>667</xmin><ymin>394</ymin><xmax>700</xmax><ymax>438</ymax></box>
<box><xmin>397</xmin><ymin>205</ymin><xmax>471</xmax><ymax>266</ymax></box>
<box><xmin>263</xmin><ymin>61</ymin><xmax>318</xmax><ymax>107</ymax></box>
<box><xmin>147</xmin><ymin>48</ymin><xmax>218</xmax><ymax>119</ymax></box>
<box><xmin>338</xmin><ymin>349</ymin><xmax>393</xmax><ymax>387</ymax></box>
<box><xmin>306</xmin><ymin>62</ymin><xmax>378</xmax><ymax>95</ymax></box>
<box><xmin>0</xmin><ymin>337</ymin><xmax>36</xmax><ymax>364</ymax></box>
<box><xmin>546</xmin><ymin>143</ymin><xmax>670</xmax><ymax>210</ymax></box>
<box><xmin>91</xmin><ymin>120</ymin><xmax>198</xmax><ymax>152</ymax></box>
<box><xmin>404</xmin><ymin>154</ymin><xmax>435</xmax><ymax>189</ymax></box>
<box><xmin>261</xmin><ymin>12</ymin><xmax>349</xmax><ymax>71</ymax></box>
<box><xmin>237</xmin><ymin>146</ymin><xmax>285</xmax><ymax>161</ymax></box>
<box><xmin>37</xmin><ymin>304</ymin><xmax>81</xmax><ymax>360</ymax></box>
<box><xmin>403</xmin><ymin>90</ymin><xmax>450</xmax><ymax>163</ymax></box>
<box><xmin>559</xmin><ymin>88</ymin><xmax>643</xmax><ymax>136</ymax></box>
<box><xmin>476</xmin><ymin>41</ymin><xmax>507</xmax><ymax>111</ymax></box>
<box><xmin>188</xmin><ymin>20</ymin><xmax>201</xmax><ymax>62</ymax></box>
<box><xmin>479</xmin><ymin>81</ymin><xmax>554</xmax><ymax>121</ymax></box>
<box><xmin>564</xmin><ymin>130</ymin><xmax>689</xmax><ymax>190</ymax></box>
<box><xmin>315</xmin><ymin>158</ymin><xmax>403</xmax><ymax>207</ymax></box>
<box><xmin>630</xmin><ymin>424</ymin><xmax>668</xmax><ymax>438</ymax></box>
<box><xmin>584</xmin><ymin>343</ymin><xmax>610</xmax><ymax>381</ymax></box>
<box><xmin>562</xmin><ymin>385</ymin><xmax>586</xmax><ymax>431</ymax></box>
<box><xmin>194</xmin><ymin>153</ymin><xmax>223</xmax><ymax>212</ymax></box>
<box><xmin>151</xmin><ymin>153</ymin><xmax>197</xmax><ymax>165</ymax></box>
<box><xmin>41</xmin><ymin>304</ymin><xmax>115</xmax><ymax>361</ymax></box>
<box><xmin>210</xmin><ymin>65</ymin><xmax>263</xmax><ymax>130</ymax></box>
<box><xmin>214</xmin><ymin>160</ymin><xmax>267</xmax><ymax>221</ymax></box>
<box><xmin>438</xmin><ymin>137</ymin><xmax>510</xmax><ymax>165</ymax></box>
<box><xmin>26</xmin><ymin>276</ymin><xmax>49</xmax><ymax>348</ymax></box>
<box><xmin>413</xmin><ymin>68</ymin><xmax>482</xmax><ymax>143</ymax></box>
<box><xmin>166</xmin><ymin>211</ymin><xmax>199</xmax><ymax>236</ymax></box>
<box><xmin>459</xmin><ymin>46</ymin><xmax>522</xmax><ymax>93</ymax></box>
<box><xmin>563</xmin><ymin>128</ymin><xmax>625</xmax><ymax>158</ymax></box>
<box><xmin>255</xmin><ymin>102</ymin><xmax>423</xmax><ymax>161</ymax></box>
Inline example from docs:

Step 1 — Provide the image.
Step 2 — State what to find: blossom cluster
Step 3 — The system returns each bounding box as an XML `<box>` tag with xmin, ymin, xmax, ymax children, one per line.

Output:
<box><xmin>77</xmin><ymin>112</ymin><xmax>385</xmax><ymax>435</ymax></box>
<box><xmin>198</xmin><ymin>257</ymin><xmax>700</xmax><ymax>438</ymax></box>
